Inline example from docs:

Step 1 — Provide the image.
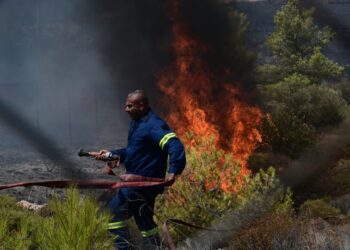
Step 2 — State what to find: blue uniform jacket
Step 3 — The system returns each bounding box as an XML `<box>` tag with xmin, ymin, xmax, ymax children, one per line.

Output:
<box><xmin>111</xmin><ymin>110</ymin><xmax>186</xmax><ymax>179</ymax></box>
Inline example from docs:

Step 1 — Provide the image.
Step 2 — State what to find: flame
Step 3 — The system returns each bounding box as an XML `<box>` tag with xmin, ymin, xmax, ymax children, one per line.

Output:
<box><xmin>158</xmin><ymin>0</ymin><xmax>263</xmax><ymax>192</ymax></box>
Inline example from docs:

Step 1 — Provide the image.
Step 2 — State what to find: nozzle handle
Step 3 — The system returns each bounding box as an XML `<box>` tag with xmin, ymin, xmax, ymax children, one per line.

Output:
<box><xmin>78</xmin><ymin>149</ymin><xmax>91</xmax><ymax>157</ymax></box>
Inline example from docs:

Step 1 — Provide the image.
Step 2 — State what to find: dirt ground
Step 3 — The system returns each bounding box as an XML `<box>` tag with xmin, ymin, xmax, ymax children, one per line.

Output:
<box><xmin>0</xmin><ymin>147</ymin><xmax>122</xmax><ymax>204</ymax></box>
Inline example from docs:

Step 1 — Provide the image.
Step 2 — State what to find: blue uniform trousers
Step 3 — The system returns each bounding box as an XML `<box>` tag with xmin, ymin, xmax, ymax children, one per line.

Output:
<box><xmin>107</xmin><ymin>187</ymin><xmax>161</xmax><ymax>250</ymax></box>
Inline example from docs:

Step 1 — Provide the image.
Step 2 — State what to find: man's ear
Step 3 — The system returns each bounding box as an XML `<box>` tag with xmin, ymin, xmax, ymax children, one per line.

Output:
<box><xmin>139</xmin><ymin>103</ymin><xmax>145</xmax><ymax>111</ymax></box>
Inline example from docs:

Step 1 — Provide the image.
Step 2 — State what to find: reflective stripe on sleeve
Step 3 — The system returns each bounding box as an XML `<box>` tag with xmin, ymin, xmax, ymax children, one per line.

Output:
<box><xmin>108</xmin><ymin>220</ymin><xmax>128</xmax><ymax>230</ymax></box>
<box><xmin>159</xmin><ymin>132</ymin><xmax>177</xmax><ymax>150</ymax></box>
<box><xmin>140</xmin><ymin>227</ymin><xmax>158</xmax><ymax>237</ymax></box>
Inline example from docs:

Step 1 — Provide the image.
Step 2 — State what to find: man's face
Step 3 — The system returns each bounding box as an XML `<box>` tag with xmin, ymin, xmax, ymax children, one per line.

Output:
<box><xmin>125</xmin><ymin>94</ymin><xmax>144</xmax><ymax>120</ymax></box>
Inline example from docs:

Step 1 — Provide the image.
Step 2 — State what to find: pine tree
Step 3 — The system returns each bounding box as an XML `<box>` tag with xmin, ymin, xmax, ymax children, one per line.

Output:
<box><xmin>258</xmin><ymin>0</ymin><xmax>347</xmax><ymax>158</ymax></box>
<box><xmin>259</xmin><ymin>0</ymin><xmax>344</xmax><ymax>84</ymax></box>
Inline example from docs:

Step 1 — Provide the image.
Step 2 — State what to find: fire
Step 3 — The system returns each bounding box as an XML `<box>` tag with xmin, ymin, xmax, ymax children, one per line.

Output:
<box><xmin>158</xmin><ymin>0</ymin><xmax>263</xmax><ymax>192</ymax></box>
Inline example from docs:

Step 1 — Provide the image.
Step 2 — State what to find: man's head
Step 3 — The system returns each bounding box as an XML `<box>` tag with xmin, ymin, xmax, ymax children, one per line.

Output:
<box><xmin>125</xmin><ymin>90</ymin><xmax>150</xmax><ymax>120</ymax></box>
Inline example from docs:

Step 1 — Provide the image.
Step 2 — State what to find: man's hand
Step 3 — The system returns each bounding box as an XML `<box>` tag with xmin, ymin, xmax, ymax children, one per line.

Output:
<box><xmin>102</xmin><ymin>161</ymin><xmax>119</xmax><ymax>176</ymax></box>
<box><xmin>165</xmin><ymin>173</ymin><xmax>177</xmax><ymax>186</ymax></box>
<box><xmin>102</xmin><ymin>165</ymin><xmax>116</xmax><ymax>176</ymax></box>
<box><xmin>107</xmin><ymin>160</ymin><xmax>120</xmax><ymax>169</ymax></box>
<box><xmin>95</xmin><ymin>149</ymin><xmax>112</xmax><ymax>161</ymax></box>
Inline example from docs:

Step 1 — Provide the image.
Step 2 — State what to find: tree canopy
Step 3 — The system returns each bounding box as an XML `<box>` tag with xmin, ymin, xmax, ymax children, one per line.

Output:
<box><xmin>259</xmin><ymin>0</ymin><xmax>344</xmax><ymax>84</ymax></box>
<box><xmin>258</xmin><ymin>0</ymin><xmax>348</xmax><ymax>158</ymax></box>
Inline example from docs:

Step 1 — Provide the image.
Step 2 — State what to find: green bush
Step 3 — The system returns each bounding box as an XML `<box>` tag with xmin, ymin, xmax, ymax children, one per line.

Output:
<box><xmin>0</xmin><ymin>195</ymin><xmax>43</xmax><ymax>249</ymax></box>
<box><xmin>333</xmin><ymin>80</ymin><xmax>350</xmax><ymax>104</ymax></box>
<box><xmin>325</xmin><ymin>158</ymin><xmax>350</xmax><ymax>195</ymax></box>
<box><xmin>35</xmin><ymin>188</ymin><xmax>114</xmax><ymax>250</ymax></box>
<box><xmin>299</xmin><ymin>199</ymin><xmax>341</xmax><ymax>219</ymax></box>
<box><xmin>262</xmin><ymin>76</ymin><xmax>348</xmax><ymax>129</ymax></box>
<box><xmin>259</xmin><ymin>0</ymin><xmax>344</xmax><ymax>84</ymax></box>
<box><xmin>260</xmin><ymin>76</ymin><xmax>348</xmax><ymax>157</ymax></box>
<box><xmin>261</xmin><ymin>105</ymin><xmax>317</xmax><ymax>158</ymax></box>
<box><xmin>0</xmin><ymin>189</ymin><xmax>114</xmax><ymax>250</ymax></box>
<box><xmin>155</xmin><ymin>134</ymin><xmax>293</xmax><ymax>242</ymax></box>
<box><xmin>256</xmin><ymin>0</ymin><xmax>348</xmax><ymax>158</ymax></box>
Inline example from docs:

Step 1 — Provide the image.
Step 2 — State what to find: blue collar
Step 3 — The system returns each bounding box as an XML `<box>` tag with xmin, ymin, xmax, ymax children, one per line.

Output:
<box><xmin>139</xmin><ymin>110</ymin><xmax>152</xmax><ymax>123</ymax></box>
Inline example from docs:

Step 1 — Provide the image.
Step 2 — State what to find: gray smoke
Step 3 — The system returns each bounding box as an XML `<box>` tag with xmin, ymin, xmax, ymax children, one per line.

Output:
<box><xmin>0</xmin><ymin>0</ymin><xmax>130</xmax><ymax>153</ymax></box>
<box><xmin>281</xmin><ymin>113</ymin><xmax>350</xmax><ymax>188</ymax></box>
<box><xmin>0</xmin><ymin>0</ymin><xmax>172</xmax><ymax>162</ymax></box>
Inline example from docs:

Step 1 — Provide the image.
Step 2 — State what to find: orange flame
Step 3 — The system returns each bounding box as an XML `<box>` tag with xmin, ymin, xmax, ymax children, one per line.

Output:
<box><xmin>158</xmin><ymin>0</ymin><xmax>263</xmax><ymax>192</ymax></box>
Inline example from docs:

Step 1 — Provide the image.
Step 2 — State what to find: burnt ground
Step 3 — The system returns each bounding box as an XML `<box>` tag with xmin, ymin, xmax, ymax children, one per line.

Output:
<box><xmin>0</xmin><ymin>147</ymin><xmax>124</xmax><ymax>204</ymax></box>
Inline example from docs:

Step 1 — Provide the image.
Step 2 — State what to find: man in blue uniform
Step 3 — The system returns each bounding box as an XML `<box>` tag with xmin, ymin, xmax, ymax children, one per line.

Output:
<box><xmin>97</xmin><ymin>90</ymin><xmax>186</xmax><ymax>249</ymax></box>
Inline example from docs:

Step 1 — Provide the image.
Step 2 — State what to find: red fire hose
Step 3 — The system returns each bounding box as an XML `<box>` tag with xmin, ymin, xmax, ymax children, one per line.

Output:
<box><xmin>0</xmin><ymin>174</ymin><xmax>170</xmax><ymax>190</ymax></box>
<box><xmin>0</xmin><ymin>150</ymin><xmax>214</xmax><ymax>249</ymax></box>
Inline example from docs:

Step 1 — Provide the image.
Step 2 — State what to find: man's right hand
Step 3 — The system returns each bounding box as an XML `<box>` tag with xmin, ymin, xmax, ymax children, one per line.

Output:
<box><xmin>95</xmin><ymin>149</ymin><xmax>112</xmax><ymax>161</ymax></box>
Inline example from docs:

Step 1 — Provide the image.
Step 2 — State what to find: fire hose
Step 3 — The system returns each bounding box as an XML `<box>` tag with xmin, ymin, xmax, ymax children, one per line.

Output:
<box><xmin>0</xmin><ymin>149</ymin><xmax>170</xmax><ymax>190</ymax></box>
<box><xmin>0</xmin><ymin>149</ymin><xmax>230</xmax><ymax>249</ymax></box>
<box><xmin>0</xmin><ymin>177</ymin><xmax>169</xmax><ymax>190</ymax></box>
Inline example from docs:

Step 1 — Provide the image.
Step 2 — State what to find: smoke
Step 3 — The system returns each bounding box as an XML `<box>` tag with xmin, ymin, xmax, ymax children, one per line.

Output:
<box><xmin>302</xmin><ymin>0</ymin><xmax>350</xmax><ymax>60</ymax></box>
<box><xmin>0</xmin><ymin>97</ymin><xmax>86</xmax><ymax>178</ymax></box>
<box><xmin>0</xmin><ymin>0</ymin><xmax>170</xmax><ymax>179</ymax></box>
<box><xmin>0</xmin><ymin>0</ymin><xmax>174</xmax><ymax>156</ymax></box>
<box><xmin>281</xmin><ymin>114</ymin><xmax>350</xmax><ymax>188</ymax></box>
<box><xmin>83</xmin><ymin>0</ymin><xmax>172</xmax><ymax>105</ymax></box>
<box><xmin>0</xmin><ymin>0</ymin><xmax>258</xmax><ymax>154</ymax></box>
<box><xmin>0</xmin><ymin>0</ymin><xmax>121</xmax><ymax>150</ymax></box>
<box><xmin>174</xmin><ymin>0</ymin><xmax>256</xmax><ymax>90</ymax></box>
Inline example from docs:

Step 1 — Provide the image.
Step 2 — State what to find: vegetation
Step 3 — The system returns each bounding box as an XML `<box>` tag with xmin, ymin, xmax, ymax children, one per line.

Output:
<box><xmin>0</xmin><ymin>195</ymin><xmax>41</xmax><ymax>249</ymax></box>
<box><xmin>234</xmin><ymin>1</ymin><xmax>350</xmax><ymax>247</ymax></box>
<box><xmin>155</xmin><ymin>134</ymin><xmax>293</xmax><ymax>242</ymax></box>
<box><xmin>0</xmin><ymin>189</ymin><xmax>114</xmax><ymax>250</ymax></box>
<box><xmin>0</xmin><ymin>136</ymin><xmax>293</xmax><ymax>249</ymax></box>
<box><xmin>257</xmin><ymin>0</ymin><xmax>348</xmax><ymax>158</ymax></box>
<box><xmin>260</xmin><ymin>78</ymin><xmax>348</xmax><ymax>157</ymax></box>
<box><xmin>258</xmin><ymin>0</ymin><xmax>344</xmax><ymax>85</ymax></box>
<box><xmin>1</xmin><ymin>1</ymin><xmax>350</xmax><ymax>249</ymax></box>
<box><xmin>232</xmin><ymin>212</ymin><xmax>297</xmax><ymax>250</ymax></box>
<box><xmin>299</xmin><ymin>199</ymin><xmax>341</xmax><ymax>220</ymax></box>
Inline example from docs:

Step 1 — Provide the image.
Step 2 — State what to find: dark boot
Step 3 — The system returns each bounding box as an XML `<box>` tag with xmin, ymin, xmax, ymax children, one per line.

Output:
<box><xmin>141</xmin><ymin>234</ymin><xmax>161</xmax><ymax>250</ymax></box>
<box><xmin>109</xmin><ymin>227</ymin><xmax>133</xmax><ymax>250</ymax></box>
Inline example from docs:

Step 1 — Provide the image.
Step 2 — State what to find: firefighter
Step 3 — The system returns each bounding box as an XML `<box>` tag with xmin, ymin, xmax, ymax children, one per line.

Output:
<box><xmin>97</xmin><ymin>90</ymin><xmax>186</xmax><ymax>249</ymax></box>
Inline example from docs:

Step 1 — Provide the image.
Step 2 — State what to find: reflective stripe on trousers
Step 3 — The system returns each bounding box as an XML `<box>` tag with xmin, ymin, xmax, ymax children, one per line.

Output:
<box><xmin>108</xmin><ymin>220</ymin><xmax>128</xmax><ymax>230</ymax></box>
<box><xmin>140</xmin><ymin>227</ymin><xmax>158</xmax><ymax>237</ymax></box>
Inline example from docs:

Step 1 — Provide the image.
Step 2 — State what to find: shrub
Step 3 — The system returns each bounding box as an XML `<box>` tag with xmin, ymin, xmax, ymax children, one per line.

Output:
<box><xmin>261</xmin><ymin>106</ymin><xmax>317</xmax><ymax>158</ymax></box>
<box><xmin>299</xmin><ymin>199</ymin><xmax>341</xmax><ymax>219</ymax></box>
<box><xmin>333</xmin><ymin>80</ymin><xmax>350</xmax><ymax>104</ymax></box>
<box><xmin>260</xmin><ymin>77</ymin><xmax>348</xmax><ymax>157</ymax></box>
<box><xmin>35</xmin><ymin>188</ymin><xmax>114</xmax><ymax>250</ymax></box>
<box><xmin>155</xmin><ymin>134</ymin><xmax>293</xmax><ymax>243</ymax></box>
<box><xmin>0</xmin><ymin>195</ymin><xmax>43</xmax><ymax>249</ymax></box>
<box><xmin>262</xmin><ymin>76</ymin><xmax>348</xmax><ymax>129</ymax></box>
<box><xmin>260</xmin><ymin>0</ymin><xmax>344</xmax><ymax>84</ymax></box>
<box><xmin>0</xmin><ymin>189</ymin><xmax>114</xmax><ymax>250</ymax></box>
<box><xmin>256</xmin><ymin>0</ymin><xmax>348</xmax><ymax>158</ymax></box>
<box><xmin>232</xmin><ymin>212</ymin><xmax>297</xmax><ymax>250</ymax></box>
